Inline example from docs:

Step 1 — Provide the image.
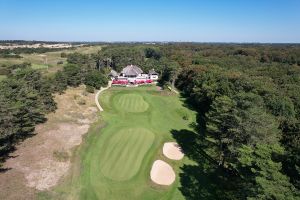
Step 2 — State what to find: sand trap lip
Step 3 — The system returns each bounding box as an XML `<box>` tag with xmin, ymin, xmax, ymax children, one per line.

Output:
<box><xmin>163</xmin><ymin>142</ymin><xmax>184</xmax><ymax>160</ymax></box>
<box><xmin>150</xmin><ymin>160</ymin><xmax>175</xmax><ymax>185</ymax></box>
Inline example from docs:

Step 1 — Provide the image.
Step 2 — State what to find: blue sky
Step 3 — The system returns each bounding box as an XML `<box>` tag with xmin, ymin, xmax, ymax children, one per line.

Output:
<box><xmin>0</xmin><ymin>0</ymin><xmax>299</xmax><ymax>42</ymax></box>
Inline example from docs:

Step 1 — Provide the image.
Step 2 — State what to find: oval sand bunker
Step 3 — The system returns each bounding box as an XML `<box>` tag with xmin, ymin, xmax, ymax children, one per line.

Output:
<box><xmin>163</xmin><ymin>142</ymin><xmax>184</xmax><ymax>160</ymax></box>
<box><xmin>150</xmin><ymin>160</ymin><xmax>175</xmax><ymax>185</ymax></box>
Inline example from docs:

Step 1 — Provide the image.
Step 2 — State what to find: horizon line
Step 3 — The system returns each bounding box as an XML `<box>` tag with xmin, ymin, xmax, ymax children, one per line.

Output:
<box><xmin>0</xmin><ymin>39</ymin><xmax>300</xmax><ymax>45</ymax></box>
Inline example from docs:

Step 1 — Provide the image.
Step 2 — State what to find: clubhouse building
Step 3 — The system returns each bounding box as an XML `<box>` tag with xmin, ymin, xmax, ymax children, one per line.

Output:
<box><xmin>110</xmin><ymin>65</ymin><xmax>158</xmax><ymax>85</ymax></box>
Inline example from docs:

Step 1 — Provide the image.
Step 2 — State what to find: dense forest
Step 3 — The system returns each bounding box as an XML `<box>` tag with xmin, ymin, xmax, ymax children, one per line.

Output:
<box><xmin>168</xmin><ymin>44</ymin><xmax>300</xmax><ymax>199</ymax></box>
<box><xmin>0</xmin><ymin>43</ymin><xmax>299</xmax><ymax>199</ymax></box>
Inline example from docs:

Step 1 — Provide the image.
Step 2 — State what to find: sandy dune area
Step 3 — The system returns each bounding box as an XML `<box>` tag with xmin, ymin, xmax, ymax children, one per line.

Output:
<box><xmin>0</xmin><ymin>86</ymin><xmax>98</xmax><ymax>199</ymax></box>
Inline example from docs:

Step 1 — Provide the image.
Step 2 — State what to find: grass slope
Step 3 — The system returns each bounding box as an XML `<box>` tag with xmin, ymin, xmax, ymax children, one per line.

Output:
<box><xmin>49</xmin><ymin>86</ymin><xmax>196</xmax><ymax>200</ymax></box>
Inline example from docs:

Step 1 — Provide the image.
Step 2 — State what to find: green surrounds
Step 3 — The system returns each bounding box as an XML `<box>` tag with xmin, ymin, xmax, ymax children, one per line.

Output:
<box><xmin>50</xmin><ymin>86</ymin><xmax>196</xmax><ymax>200</ymax></box>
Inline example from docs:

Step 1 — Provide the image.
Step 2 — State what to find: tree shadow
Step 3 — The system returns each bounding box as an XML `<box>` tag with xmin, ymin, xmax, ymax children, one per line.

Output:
<box><xmin>171</xmin><ymin>129</ymin><xmax>217</xmax><ymax>166</ymax></box>
<box><xmin>0</xmin><ymin>167</ymin><xmax>12</xmax><ymax>173</ymax></box>
<box><xmin>171</xmin><ymin>129</ymin><xmax>243</xmax><ymax>200</ymax></box>
<box><xmin>171</xmin><ymin>129</ymin><xmax>218</xmax><ymax>199</ymax></box>
<box><xmin>179</xmin><ymin>96</ymin><xmax>209</xmax><ymax>135</ymax></box>
<box><xmin>179</xmin><ymin>164</ymin><xmax>219</xmax><ymax>200</ymax></box>
<box><xmin>0</xmin><ymin>132</ymin><xmax>36</xmax><ymax>172</ymax></box>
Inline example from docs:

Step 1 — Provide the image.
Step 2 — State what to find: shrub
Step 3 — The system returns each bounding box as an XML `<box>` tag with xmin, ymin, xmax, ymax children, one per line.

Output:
<box><xmin>61</xmin><ymin>52</ymin><xmax>67</xmax><ymax>58</ymax></box>
<box><xmin>73</xmin><ymin>94</ymin><xmax>80</xmax><ymax>100</ymax></box>
<box><xmin>86</xmin><ymin>85</ymin><xmax>94</xmax><ymax>93</ymax></box>
<box><xmin>53</xmin><ymin>150</ymin><xmax>69</xmax><ymax>162</ymax></box>
<box><xmin>182</xmin><ymin>113</ymin><xmax>189</xmax><ymax>120</ymax></box>
<box><xmin>77</xmin><ymin>98</ymin><xmax>86</xmax><ymax>105</ymax></box>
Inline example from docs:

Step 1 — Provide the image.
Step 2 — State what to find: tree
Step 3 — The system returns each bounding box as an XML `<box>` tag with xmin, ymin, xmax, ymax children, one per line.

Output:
<box><xmin>159</xmin><ymin>58</ymin><xmax>180</xmax><ymax>87</ymax></box>
<box><xmin>205</xmin><ymin>95</ymin><xmax>240</xmax><ymax>167</ymax></box>
<box><xmin>63</xmin><ymin>64</ymin><xmax>82</xmax><ymax>87</ymax></box>
<box><xmin>144</xmin><ymin>48</ymin><xmax>162</xmax><ymax>60</ymax></box>
<box><xmin>238</xmin><ymin>144</ymin><xmax>299</xmax><ymax>199</ymax></box>
<box><xmin>84</xmin><ymin>70</ymin><xmax>108</xmax><ymax>89</ymax></box>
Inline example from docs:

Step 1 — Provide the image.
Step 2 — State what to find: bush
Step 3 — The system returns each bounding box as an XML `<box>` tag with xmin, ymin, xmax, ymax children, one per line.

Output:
<box><xmin>182</xmin><ymin>113</ymin><xmax>189</xmax><ymax>120</ymax></box>
<box><xmin>57</xmin><ymin>61</ymin><xmax>64</xmax><ymax>65</ymax></box>
<box><xmin>86</xmin><ymin>85</ymin><xmax>94</xmax><ymax>93</ymax></box>
<box><xmin>73</xmin><ymin>94</ymin><xmax>80</xmax><ymax>100</ymax></box>
<box><xmin>77</xmin><ymin>98</ymin><xmax>86</xmax><ymax>105</ymax></box>
<box><xmin>53</xmin><ymin>150</ymin><xmax>69</xmax><ymax>162</ymax></box>
<box><xmin>82</xmin><ymin>91</ymin><xmax>88</xmax><ymax>96</ymax></box>
<box><xmin>84</xmin><ymin>70</ymin><xmax>108</xmax><ymax>89</ymax></box>
<box><xmin>61</xmin><ymin>52</ymin><xmax>67</xmax><ymax>58</ymax></box>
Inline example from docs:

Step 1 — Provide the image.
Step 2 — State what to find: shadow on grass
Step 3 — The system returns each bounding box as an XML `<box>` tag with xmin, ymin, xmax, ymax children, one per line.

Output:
<box><xmin>171</xmin><ymin>129</ymin><xmax>242</xmax><ymax>200</ymax></box>
<box><xmin>171</xmin><ymin>129</ymin><xmax>217</xmax><ymax>166</ymax></box>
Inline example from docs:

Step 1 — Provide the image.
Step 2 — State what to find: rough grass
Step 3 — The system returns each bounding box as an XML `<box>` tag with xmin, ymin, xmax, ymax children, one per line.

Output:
<box><xmin>0</xmin><ymin>75</ymin><xmax>6</xmax><ymax>81</ymax></box>
<box><xmin>48</xmin><ymin>86</ymin><xmax>196</xmax><ymax>200</ymax></box>
<box><xmin>0</xmin><ymin>45</ymin><xmax>103</xmax><ymax>74</ymax></box>
<box><xmin>31</xmin><ymin>63</ymin><xmax>48</xmax><ymax>70</ymax></box>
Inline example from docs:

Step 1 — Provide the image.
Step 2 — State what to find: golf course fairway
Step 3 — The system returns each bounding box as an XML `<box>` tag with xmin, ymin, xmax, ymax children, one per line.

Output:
<box><xmin>50</xmin><ymin>86</ymin><xmax>196</xmax><ymax>200</ymax></box>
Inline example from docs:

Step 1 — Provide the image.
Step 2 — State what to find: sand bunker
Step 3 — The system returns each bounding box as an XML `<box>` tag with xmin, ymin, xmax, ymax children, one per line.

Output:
<box><xmin>163</xmin><ymin>142</ymin><xmax>184</xmax><ymax>160</ymax></box>
<box><xmin>150</xmin><ymin>160</ymin><xmax>175</xmax><ymax>185</ymax></box>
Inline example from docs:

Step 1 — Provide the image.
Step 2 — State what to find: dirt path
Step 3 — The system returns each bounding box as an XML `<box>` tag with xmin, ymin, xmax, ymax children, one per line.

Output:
<box><xmin>0</xmin><ymin>86</ymin><xmax>98</xmax><ymax>199</ymax></box>
<box><xmin>95</xmin><ymin>81</ymin><xmax>112</xmax><ymax>111</ymax></box>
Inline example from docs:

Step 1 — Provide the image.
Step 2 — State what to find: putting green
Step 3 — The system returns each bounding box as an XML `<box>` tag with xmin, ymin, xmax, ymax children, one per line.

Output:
<box><xmin>100</xmin><ymin>127</ymin><xmax>155</xmax><ymax>181</ymax></box>
<box><xmin>115</xmin><ymin>93</ymin><xmax>149</xmax><ymax>113</ymax></box>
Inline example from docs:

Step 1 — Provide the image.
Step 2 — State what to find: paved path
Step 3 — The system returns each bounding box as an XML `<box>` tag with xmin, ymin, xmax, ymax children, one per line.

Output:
<box><xmin>95</xmin><ymin>81</ymin><xmax>112</xmax><ymax>112</ymax></box>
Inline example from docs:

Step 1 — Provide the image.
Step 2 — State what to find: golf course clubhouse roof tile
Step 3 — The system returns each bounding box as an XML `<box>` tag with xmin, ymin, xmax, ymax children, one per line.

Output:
<box><xmin>121</xmin><ymin>65</ymin><xmax>143</xmax><ymax>76</ymax></box>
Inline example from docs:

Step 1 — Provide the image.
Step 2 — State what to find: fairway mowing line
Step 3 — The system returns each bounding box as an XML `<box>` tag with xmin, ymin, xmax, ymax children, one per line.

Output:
<box><xmin>114</xmin><ymin>135</ymin><xmax>142</xmax><ymax>180</ymax></box>
<box><xmin>101</xmin><ymin>134</ymin><xmax>128</xmax><ymax>167</ymax></box>
<box><xmin>99</xmin><ymin>128</ymin><xmax>154</xmax><ymax>181</ymax></box>
<box><xmin>121</xmin><ymin>132</ymin><xmax>148</xmax><ymax>175</ymax></box>
<box><xmin>115</xmin><ymin>94</ymin><xmax>149</xmax><ymax>113</ymax></box>
<box><xmin>100</xmin><ymin>134</ymin><xmax>132</xmax><ymax>174</ymax></box>
<box><xmin>107</xmin><ymin>135</ymin><xmax>134</xmax><ymax>174</ymax></box>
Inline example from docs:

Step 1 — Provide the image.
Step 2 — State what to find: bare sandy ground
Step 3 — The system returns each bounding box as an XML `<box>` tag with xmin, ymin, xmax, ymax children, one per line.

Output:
<box><xmin>150</xmin><ymin>160</ymin><xmax>175</xmax><ymax>185</ymax></box>
<box><xmin>0</xmin><ymin>43</ymin><xmax>72</xmax><ymax>50</ymax></box>
<box><xmin>0</xmin><ymin>86</ymin><xmax>98</xmax><ymax>199</ymax></box>
<box><xmin>163</xmin><ymin>142</ymin><xmax>184</xmax><ymax>160</ymax></box>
